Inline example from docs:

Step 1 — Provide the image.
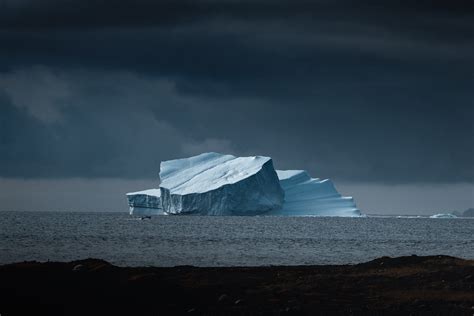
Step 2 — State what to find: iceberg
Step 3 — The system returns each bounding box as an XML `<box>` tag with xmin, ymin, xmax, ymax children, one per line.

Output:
<box><xmin>125</xmin><ymin>153</ymin><xmax>361</xmax><ymax>217</ymax></box>
<box><xmin>267</xmin><ymin>170</ymin><xmax>360</xmax><ymax>217</ymax></box>
<box><xmin>159</xmin><ymin>152</ymin><xmax>284</xmax><ymax>215</ymax></box>
<box><xmin>126</xmin><ymin>189</ymin><xmax>163</xmax><ymax>216</ymax></box>
<box><xmin>429</xmin><ymin>213</ymin><xmax>458</xmax><ymax>219</ymax></box>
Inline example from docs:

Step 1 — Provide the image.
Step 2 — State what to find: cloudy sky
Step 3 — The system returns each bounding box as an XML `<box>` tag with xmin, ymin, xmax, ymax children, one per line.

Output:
<box><xmin>0</xmin><ymin>0</ymin><xmax>473</xmax><ymax>214</ymax></box>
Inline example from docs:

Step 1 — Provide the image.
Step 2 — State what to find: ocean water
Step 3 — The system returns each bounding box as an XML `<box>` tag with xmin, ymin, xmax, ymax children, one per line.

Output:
<box><xmin>0</xmin><ymin>211</ymin><xmax>472</xmax><ymax>267</ymax></box>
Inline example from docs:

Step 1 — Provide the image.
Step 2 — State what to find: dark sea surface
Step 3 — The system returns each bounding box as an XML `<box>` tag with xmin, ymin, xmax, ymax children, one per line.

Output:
<box><xmin>0</xmin><ymin>211</ymin><xmax>472</xmax><ymax>267</ymax></box>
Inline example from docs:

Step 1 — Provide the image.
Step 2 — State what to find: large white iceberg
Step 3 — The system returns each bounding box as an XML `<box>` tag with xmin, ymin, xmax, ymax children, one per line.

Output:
<box><xmin>267</xmin><ymin>170</ymin><xmax>360</xmax><ymax>217</ymax></box>
<box><xmin>125</xmin><ymin>152</ymin><xmax>361</xmax><ymax>217</ymax></box>
<box><xmin>159</xmin><ymin>152</ymin><xmax>284</xmax><ymax>215</ymax></box>
<box><xmin>126</xmin><ymin>189</ymin><xmax>164</xmax><ymax>216</ymax></box>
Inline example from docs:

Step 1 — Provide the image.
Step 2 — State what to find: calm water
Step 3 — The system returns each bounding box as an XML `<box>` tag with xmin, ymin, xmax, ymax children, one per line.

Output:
<box><xmin>0</xmin><ymin>211</ymin><xmax>472</xmax><ymax>267</ymax></box>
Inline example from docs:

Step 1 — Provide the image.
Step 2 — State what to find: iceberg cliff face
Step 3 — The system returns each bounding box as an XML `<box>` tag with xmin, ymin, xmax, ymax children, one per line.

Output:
<box><xmin>126</xmin><ymin>189</ymin><xmax>164</xmax><ymax>216</ymax></box>
<box><xmin>159</xmin><ymin>152</ymin><xmax>284</xmax><ymax>215</ymax></box>
<box><xmin>267</xmin><ymin>170</ymin><xmax>360</xmax><ymax>217</ymax></box>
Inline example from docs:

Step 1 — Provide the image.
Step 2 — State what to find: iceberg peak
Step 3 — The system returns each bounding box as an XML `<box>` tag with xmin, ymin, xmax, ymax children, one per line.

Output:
<box><xmin>159</xmin><ymin>153</ymin><xmax>272</xmax><ymax>195</ymax></box>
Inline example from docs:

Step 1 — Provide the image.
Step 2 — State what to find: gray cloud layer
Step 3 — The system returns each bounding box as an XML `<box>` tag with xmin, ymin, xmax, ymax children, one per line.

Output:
<box><xmin>0</xmin><ymin>0</ymin><xmax>473</xmax><ymax>183</ymax></box>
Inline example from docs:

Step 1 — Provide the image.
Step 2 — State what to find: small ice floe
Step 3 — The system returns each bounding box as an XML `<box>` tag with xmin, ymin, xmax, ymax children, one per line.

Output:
<box><xmin>429</xmin><ymin>213</ymin><xmax>458</xmax><ymax>219</ymax></box>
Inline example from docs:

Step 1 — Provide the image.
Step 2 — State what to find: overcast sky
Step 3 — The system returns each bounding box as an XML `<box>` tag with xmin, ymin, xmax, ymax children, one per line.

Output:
<box><xmin>0</xmin><ymin>0</ymin><xmax>473</xmax><ymax>214</ymax></box>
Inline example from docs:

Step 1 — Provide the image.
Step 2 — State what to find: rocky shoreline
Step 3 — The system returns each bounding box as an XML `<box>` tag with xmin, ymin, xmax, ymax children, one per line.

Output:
<box><xmin>1</xmin><ymin>255</ymin><xmax>473</xmax><ymax>315</ymax></box>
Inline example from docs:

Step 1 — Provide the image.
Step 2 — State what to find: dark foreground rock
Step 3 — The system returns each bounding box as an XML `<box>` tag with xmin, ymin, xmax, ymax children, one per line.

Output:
<box><xmin>0</xmin><ymin>255</ymin><xmax>473</xmax><ymax>315</ymax></box>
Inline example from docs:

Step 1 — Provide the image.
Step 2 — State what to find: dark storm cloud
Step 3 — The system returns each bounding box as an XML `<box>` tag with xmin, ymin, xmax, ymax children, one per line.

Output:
<box><xmin>0</xmin><ymin>0</ymin><xmax>473</xmax><ymax>183</ymax></box>
<box><xmin>1</xmin><ymin>0</ymin><xmax>473</xmax><ymax>29</ymax></box>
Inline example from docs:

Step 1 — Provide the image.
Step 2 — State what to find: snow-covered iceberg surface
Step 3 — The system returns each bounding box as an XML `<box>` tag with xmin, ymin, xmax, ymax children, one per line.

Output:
<box><xmin>159</xmin><ymin>152</ymin><xmax>284</xmax><ymax>215</ymax></box>
<box><xmin>126</xmin><ymin>189</ymin><xmax>164</xmax><ymax>216</ymax></box>
<box><xmin>429</xmin><ymin>213</ymin><xmax>458</xmax><ymax>219</ymax></box>
<box><xmin>267</xmin><ymin>170</ymin><xmax>361</xmax><ymax>217</ymax></box>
